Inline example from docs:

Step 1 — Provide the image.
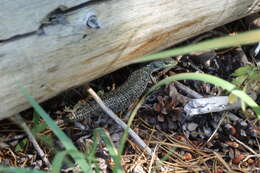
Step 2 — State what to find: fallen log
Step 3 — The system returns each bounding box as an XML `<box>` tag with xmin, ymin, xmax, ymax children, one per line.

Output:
<box><xmin>0</xmin><ymin>0</ymin><xmax>260</xmax><ymax>120</ymax></box>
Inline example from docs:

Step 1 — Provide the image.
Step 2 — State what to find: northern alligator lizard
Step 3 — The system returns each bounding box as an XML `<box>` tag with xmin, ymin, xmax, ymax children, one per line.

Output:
<box><xmin>66</xmin><ymin>60</ymin><xmax>177</xmax><ymax>121</ymax></box>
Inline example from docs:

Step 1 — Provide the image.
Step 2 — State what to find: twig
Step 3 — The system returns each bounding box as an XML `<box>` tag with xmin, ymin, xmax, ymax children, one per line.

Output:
<box><xmin>148</xmin><ymin>144</ymin><xmax>159</xmax><ymax>173</ymax></box>
<box><xmin>241</xmin><ymin>154</ymin><xmax>260</xmax><ymax>164</ymax></box>
<box><xmin>87</xmin><ymin>87</ymin><xmax>153</xmax><ymax>156</ymax></box>
<box><xmin>213</xmin><ymin>152</ymin><xmax>232</xmax><ymax>172</ymax></box>
<box><xmin>230</xmin><ymin>136</ymin><xmax>257</xmax><ymax>155</ymax></box>
<box><xmin>8</xmin><ymin>148</ymin><xmax>17</xmax><ymax>165</ymax></box>
<box><xmin>206</xmin><ymin>113</ymin><xmax>226</xmax><ymax>143</ymax></box>
<box><xmin>256</xmin><ymin>137</ymin><xmax>260</xmax><ymax>153</ymax></box>
<box><xmin>174</xmin><ymin>81</ymin><xmax>203</xmax><ymax>99</ymax></box>
<box><xmin>2</xmin><ymin>134</ymin><xmax>26</xmax><ymax>142</ymax></box>
<box><xmin>253</xmin><ymin>42</ymin><xmax>260</xmax><ymax>57</ymax></box>
<box><xmin>190</xmin><ymin>31</ymin><xmax>225</xmax><ymax>44</ymax></box>
<box><xmin>10</xmin><ymin>114</ymin><xmax>51</xmax><ymax>168</ymax></box>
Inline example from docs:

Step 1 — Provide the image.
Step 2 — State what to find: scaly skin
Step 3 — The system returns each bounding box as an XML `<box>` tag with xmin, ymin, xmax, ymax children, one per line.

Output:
<box><xmin>67</xmin><ymin>60</ymin><xmax>176</xmax><ymax>121</ymax></box>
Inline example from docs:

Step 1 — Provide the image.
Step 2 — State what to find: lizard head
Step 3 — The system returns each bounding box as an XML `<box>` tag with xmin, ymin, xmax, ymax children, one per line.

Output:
<box><xmin>148</xmin><ymin>59</ymin><xmax>177</xmax><ymax>72</ymax></box>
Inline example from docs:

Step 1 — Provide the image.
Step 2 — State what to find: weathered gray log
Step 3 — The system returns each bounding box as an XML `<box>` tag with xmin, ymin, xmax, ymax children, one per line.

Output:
<box><xmin>0</xmin><ymin>0</ymin><xmax>260</xmax><ymax>120</ymax></box>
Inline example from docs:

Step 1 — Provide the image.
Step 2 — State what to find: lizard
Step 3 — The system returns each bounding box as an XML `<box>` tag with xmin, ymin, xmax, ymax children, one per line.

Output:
<box><xmin>65</xmin><ymin>59</ymin><xmax>177</xmax><ymax>122</ymax></box>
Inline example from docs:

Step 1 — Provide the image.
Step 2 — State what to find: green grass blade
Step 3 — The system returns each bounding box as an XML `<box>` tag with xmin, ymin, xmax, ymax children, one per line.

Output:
<box><xmin>32</xmin><ymin>111</ymin><xmax>41</xmax><ymax>124</ymax></box>
<box><xmin>31</xmin><ymin>122</ymin><xmax>48</xmax><ymax>135</ymax></box>
<box><xmin>118</xmin><ymin>96</ymin><xmax>146</xmax><ymax>155</ymax></box>
<box><xmin>87</xmin><ymin>130</ymin><xmax>99</xmax><ymax>161</ymax></box>
<box><xmin>31</xmin><ymin>112</ymin><xmax>48</xmax><ymax>135</ymax></box>
<box><xmin>0</xmin><ymin>166</ymin><xmax>46</xmax><ymax>173</ymax></box>
<box><xmin>51</xmin><ymin>150</ymin><xmax>85</xmax><ymax>173</ymax></box>
<box><xmin>134</xmin><ymin>29</ymin><xmax>260</xmax><ymax>63</ymax></box>
<box><xmin>118</xmin><ymin>126</ymin><xmax>130</xmax><ymax>155</ymax></box>
<box><xmin>51</xmin><ymin>150</ymin><xmax>68</xmax><ymax>173</ymax></box>
<box><xmin>95</xmin><ymin>128</ymin><xmax>123</xmax><ymax>173</ymax></box>
<box><xmin>19</xmin><ymin>87</ymin><xmax>92</xmax><ymax>173</ymax></box>
<box><xmin>148</xmin><ymin>73</ymin><xmax>259</xmax><ymax>117</ymax></box>
<box><xmin>130</xmin><ymin>73</ymin><xmax>260</xmax><ymax>126</ymax></box>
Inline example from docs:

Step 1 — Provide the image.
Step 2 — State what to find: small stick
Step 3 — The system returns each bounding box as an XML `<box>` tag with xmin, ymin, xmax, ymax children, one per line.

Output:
<box><xmin>148</xmin><ymin>144</ymin><xmax>159</xmax><ymax>173</ymax></box>
<box><xmin>174</xmin><ymin>81</ymin><xmax>203</xmax><ymax>99</ymax></box>
<box><xmin>206</xmin><ymin>113</ymin><xmax>226</xmax><ymax>143</ymax></box>
<box><xmin>87</xmin><ymin>87</ymin><xmax>153</xmax><ymax>156</ymax></box>
<box><xmin>230</xmin><ymin>136</ymin><xmax>257</xmax><ymax>155</ymax></box>
<box><xmin>213</xmin><ymin>152</ymin><xmax>232</xmax><ymax>172</ymax></box>
<box><xmin>10</xmin><ymin>114</ymin><xmax>51</xmax><ymax>168</ymax></box>
<box><xmin>3</xmin><ymin>134</ymin><xmax>26</xmax><ymax>142</ymax></box>
<box><xmin>241</xmin><ymin>154</ymin><xmax>260</xmax><ymax>164</ymax></box>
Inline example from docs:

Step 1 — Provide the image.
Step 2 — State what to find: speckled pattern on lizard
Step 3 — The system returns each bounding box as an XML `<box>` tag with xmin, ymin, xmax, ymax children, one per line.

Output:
<box><xmin>66</xmin><ymin>59</ymin><xmax>177</xmax><ymax>121</ymax></box>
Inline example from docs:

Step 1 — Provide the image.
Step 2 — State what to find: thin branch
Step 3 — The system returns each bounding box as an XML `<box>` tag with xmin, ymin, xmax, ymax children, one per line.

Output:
<box><xmin>241</xmin><ymin>154</ymin><xmax>260</xmax><ymax>164</ymax></box>
<box><xmin>2</xmin><ymin>134</ymin><xmax>26</xmax><ymax>142</ymax></box>
<box><xmin>174</xmin><ymin>81</ymin><xmax>203</xmax><ymax>99</ymax></box>
<box><xmin>230</xmin><ymin>136</ymin><xmax>257</xmax><ymax>155</ymax></box>
<box><xmin>87</xmin><ymin>87</ymin><xmax>153</xmax><ymax>156</ymax></box>
<box><xmin>10</xmin><ymin>114</ymin><xmax>51</xmax><ymax>168</ymax></box>
<box><xmin>148</xmin><ymin>144</ymin><xmax>159</xmax><ymax>173</ymax></box>
<box><xmin>213</xmin><ymin>152</ymin><xmax>232</xmax><ymax>172</ymax></box>
<box><xmin>206</xmin><ymin>113</ymin><xmax>226</xmax><ymax>143</ymax></box>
